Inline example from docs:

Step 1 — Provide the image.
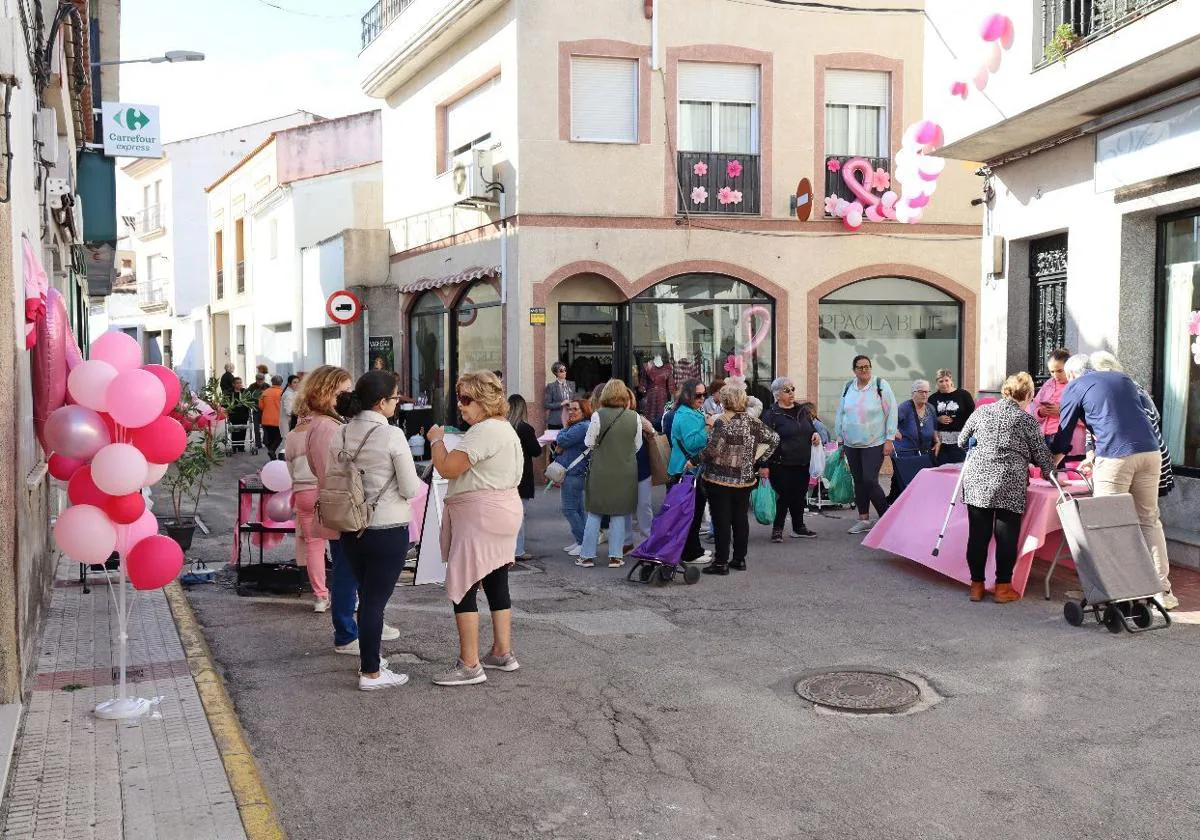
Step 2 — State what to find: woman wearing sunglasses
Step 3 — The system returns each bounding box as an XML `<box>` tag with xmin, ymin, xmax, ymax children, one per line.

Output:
<box><xmin>427</xmin><ymin>372</ymin><xmax>524</xmax><ymax>687</ymax></box>
<box><xmin>333</xmin><ymin>371</ymin><xmax>424</xmax><ymax>691</ymax></box>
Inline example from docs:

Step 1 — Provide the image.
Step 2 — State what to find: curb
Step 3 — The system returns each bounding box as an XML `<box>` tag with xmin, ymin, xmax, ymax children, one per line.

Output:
<box><xmin>164</xmin><ymin>582</ymin><xmax>287</xmax><ymax>840</ymax></box>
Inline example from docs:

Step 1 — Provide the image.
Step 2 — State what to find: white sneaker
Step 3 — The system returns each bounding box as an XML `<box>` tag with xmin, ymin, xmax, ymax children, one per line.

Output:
<box><xmin>848</xmin><ymin>520</ymin><xmax>874</xmax><ymax>535</ymax></box>
<box><xmin>358</xmin><ymin>668</ymin><xmax>408</xmax><ymax>691</ymax></box>
<box><xmin>381</xmin><ymin>623</ymin><xmax>400</xmax><ymax>641</ymax></box>
<box><xmin>313</xmin><ymin>598</ymin><xmax>330</xmax><ymax>613</ymax></box>
<box><xmin>563</xmin><ymin>543</ymin><xmax>580</xmax><ymax>553</ymax></box>
<box><xmin>1158</xmin><ymin>591</ymin><xmax>1180</xmax><ymax>611</ymax></box>
<box><xmin>334</xmin><ymin>639</ymin><xmax>359</xmax><ymax>655</ymax></box>
<box><xmin>567</xmin><ymin>545</ymin><xmax>582</xmax><ymax>556</ymax></box>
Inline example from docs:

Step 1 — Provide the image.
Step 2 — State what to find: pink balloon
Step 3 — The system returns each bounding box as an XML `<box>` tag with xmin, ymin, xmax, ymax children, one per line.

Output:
<box><xmin>126</xmin><ymin>535</ymin><xmax>184</xmax><ymax>590</ymax></box>
<box><xmin>260</xmin><ymin>460</ymin><xmax>292</xmax><ymax>493</ymax></box>
<box><xmin>55</xmin><ymin>504</ymin><xmax>117</xmax><ymax>565</ymax></box>
<box><xmin>983</xmin><ymin>41</ymin><xmax>1002</xmax><ymax>73</ymax></box>
<box><xmin>131</xmin><ymin>416</ymin><xmax>187</xmax><ymax>464</ymax></box>
<box><xmin>838</xmin><ymin>157</ymin><xmax>881</xmax><ymax>216</ymax></box>
<box><xmin>913</xmin><ymin>120</ymin><xmax>944</xmax><ymax>151</ymax></box>
<box><xmin>908</xmin><ymin>192</ymin><xmax>932</xmax><ymax>209</ymax></box>
<box><xmin>145</xmin><ymin>462</ymin><xmax>169</xmax><ymax>485</ymax></box>
<box><xmin>1000</xmin><ymin>18</ymin><xmax>1015</xmax><ymax>50</ymax></box>
<box><xmin>106</xmin><ymin>369</ymin><xmax>167</xmax><ymax>430</ymax></box>
<box><xmin>67</xmin><ymin>359</ymin><xmax>118</xmax><ymax>412</ymax></box>
<box><xmin>90</xmin><ymin>443</ymin><xmax>149</xmax><ymax>496</ymax></box>
<box><xmin>142</xmin><ymin>365</ymin><xmax>182</xmax><ymax>416</ymax></box>
<box><xmin>949</xmin><ymin>80</ymin><xmax>969</xmax><ymax>100</ymax></box>
<box><xmin>980</xmin><ymin>13</ymin><xmax>1009</xmax><ymax>41</ymax></box>
<box><xmin>104</xmin><ymin>492</ymin><xmax>146</xmax><ymax>526</ymax></box>
<box><xmin>47</xmin><ymin>452</ymin><xmax>84</xmax><ymax>482</ymax></box>
<box><xmin>117</xmin><ymin>508</ymin><xmax>159</xmax><ymax>556</ymax></box>
<box><xmin>265</xmin><ymin>492</ymin><xmax>294</xmax><ymax>523</ymax></box>
<box><xmin>90</xmin><ymin>330</ymin><xmax>142</xmax><ymax>373</ymax></box>
<box><xmin>67</xmin><ymin>465</ymin><xmax>110</xmax><ymax>508</ymax></box>
<box><xmin>974</xmin><ymin>65</ymin><xmax>990</xmax><ymax>92</ymax></box>
<box><xmin>45</xmin><ymin>405</ymin><xmax>111</xmax><ymax>461</ymax></box>
<box><xmin>842</xmin><ymin>202</ymin><xmax>864</xmax><ymax>231</ymax></box>
<box><xmin>32</xmin><ymin>289</ymin><xmax>70</xmax><ymax>452</ymax></box>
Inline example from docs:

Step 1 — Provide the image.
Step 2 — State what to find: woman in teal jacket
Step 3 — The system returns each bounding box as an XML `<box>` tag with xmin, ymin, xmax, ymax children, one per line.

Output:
<box><xmin>668</xmin><ymin>379</ymin><xmax>714</xmax><ymax>563</ymax></box>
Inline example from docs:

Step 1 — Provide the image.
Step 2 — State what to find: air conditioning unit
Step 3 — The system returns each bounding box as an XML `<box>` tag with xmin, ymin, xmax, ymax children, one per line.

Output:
<box><xmin>448</xmin><ymin>147</ymin><xmax>495</xmax><ymax>203</ymax></box>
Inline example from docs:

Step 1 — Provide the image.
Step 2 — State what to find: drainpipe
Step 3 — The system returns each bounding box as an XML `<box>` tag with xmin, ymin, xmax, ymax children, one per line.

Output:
<box><xmin>648</xmin><ymin>0</ymin><xmax>659</xmax><ymax>71</ymax></box>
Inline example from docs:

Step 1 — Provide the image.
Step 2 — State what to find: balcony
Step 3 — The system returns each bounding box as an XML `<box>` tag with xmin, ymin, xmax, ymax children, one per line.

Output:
<box><xmin>361</xmin><ymin>0</ymin><xmax>415</xmax><ymax>49</ymax></box>
<box><xmin>823</xmin><ymin>155</ymin><xmax>892</xmax><ymax>214</ymax></box>
<box><xmin>133</xmin><ymin>204</ymin><xmax>165</xmax><ymax>238</ymax></box>
<box><xmin>137</xmin><ymin>280</ymin><xmax>169</xmax><ymax>313</ymax></box>
<box><xmin>236</xmin><ymin>261</ymin><xmax>245</xmax><ymax>294</ymax></box>
<box><xmin>1038</xmin><ymin>0</ymin><xmax>1177</xmax><ymax>66</ymax></box>
<box><xmin>676</xmin><ymin>152</ymin><xmax>761</xmax><ymax>216</ymax></box>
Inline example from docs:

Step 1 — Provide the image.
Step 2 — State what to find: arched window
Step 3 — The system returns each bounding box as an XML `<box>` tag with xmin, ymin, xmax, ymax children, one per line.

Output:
<box><xmin>410</xmin><ymin>291</ymin><xmax>450</xmax><ymax>426</ymax></box>
<box><xmin>817</xmin><ymin>277</ymin><xmax>962</xmax><ymax>420</ymax></box>
<box><xmin>455</xmin><ymin>280</ymin><xmax>502</xmax><ymax>377</ymax></box>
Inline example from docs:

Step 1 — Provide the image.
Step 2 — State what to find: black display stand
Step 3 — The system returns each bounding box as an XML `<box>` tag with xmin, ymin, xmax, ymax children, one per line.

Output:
<box><xmin>235</xmin><ymin>474</ymin><xmax>304</xmax><ymax>596</ymax></box>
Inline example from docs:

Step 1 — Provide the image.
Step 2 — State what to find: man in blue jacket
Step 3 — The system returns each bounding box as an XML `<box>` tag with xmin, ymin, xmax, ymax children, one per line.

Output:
<box><xmin>1052</xmin><ymin>354</ymin><xmax>1176</xmax><ymax>609</ymax></box>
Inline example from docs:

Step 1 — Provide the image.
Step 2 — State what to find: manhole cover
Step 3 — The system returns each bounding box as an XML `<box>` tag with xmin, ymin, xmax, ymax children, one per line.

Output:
<box><xmin>795</xmin><ymin>671</ymin><xmax>921</xmax><ymax>714</ymax></box>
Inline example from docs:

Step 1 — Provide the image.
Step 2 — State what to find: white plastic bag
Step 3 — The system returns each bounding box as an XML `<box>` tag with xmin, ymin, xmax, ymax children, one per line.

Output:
<box><xmin>809</xmin><ymin>444</ymin><xmax>826</xmax><ymax>479</ymax></box>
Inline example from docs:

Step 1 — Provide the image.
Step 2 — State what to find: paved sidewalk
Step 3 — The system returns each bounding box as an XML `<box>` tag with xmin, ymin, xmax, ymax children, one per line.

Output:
<box><xmin>0</xmin><ymin>555</ymin><xmax>248</xmax><ymax>840</ymax></box>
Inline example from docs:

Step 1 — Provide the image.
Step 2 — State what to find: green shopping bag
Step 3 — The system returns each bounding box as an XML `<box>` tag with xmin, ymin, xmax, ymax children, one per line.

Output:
<box><xmin>751</xmin><ymin>479</ymin><xmax>777</xmax><ymax>525</ymax></box>
<box><xmin>823</xmin><ymin>447</ymin><xmax>855</xmax><ymax>504</ymax></box>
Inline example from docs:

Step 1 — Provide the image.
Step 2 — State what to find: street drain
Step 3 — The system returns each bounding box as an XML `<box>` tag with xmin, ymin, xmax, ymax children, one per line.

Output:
<box><xmin>795</xmin><ymin>671</ymin><xmax>921</xmax><ymax>714</ymax></box>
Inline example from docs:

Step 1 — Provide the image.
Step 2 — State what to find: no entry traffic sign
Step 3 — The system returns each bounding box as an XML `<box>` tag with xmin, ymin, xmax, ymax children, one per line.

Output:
<box><xmin>326</xmin><ymin>290</ymin><xmax>362</xmax><ymax>325</ymax></box>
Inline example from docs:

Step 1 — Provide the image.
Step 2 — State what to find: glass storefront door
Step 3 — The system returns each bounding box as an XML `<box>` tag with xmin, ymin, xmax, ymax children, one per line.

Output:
<box><xmin>558</xmin><ymin>303</ymin><xmax>631</xmax><ymax>398</ymax></box>
<box><xmin>410</xmin><ymin>293</ymin><xmax>450</xmax><ymax>428</ymax></box>
<box><xmin>817</xmin><ymin>277</ymin><xmax>962</xmax><ymax>422</ymax></box>
<box><xmin>1158</xmin><ymin>209</ymin><xmax>1200</xmax><ymax>469</ymax></box>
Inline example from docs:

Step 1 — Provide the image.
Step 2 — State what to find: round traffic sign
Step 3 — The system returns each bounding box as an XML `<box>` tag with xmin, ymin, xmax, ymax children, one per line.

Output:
<box><xmin>326</xmin><ymin>290</ymin><xmax>362</xmax><ymax>325</ymax></box>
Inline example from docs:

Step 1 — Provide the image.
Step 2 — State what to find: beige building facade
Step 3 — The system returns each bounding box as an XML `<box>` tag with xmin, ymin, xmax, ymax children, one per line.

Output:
<box><xmin>357</xmin><ymin>0</ymin><xmax>981</xmax><ymax>428</ymax></box>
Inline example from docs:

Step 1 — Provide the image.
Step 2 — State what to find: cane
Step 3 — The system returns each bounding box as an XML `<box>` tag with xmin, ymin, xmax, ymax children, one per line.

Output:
<box><xmin>931</xmin><ymin>439</ymin><xmax>974</xmax><ymax>557</ymax></box>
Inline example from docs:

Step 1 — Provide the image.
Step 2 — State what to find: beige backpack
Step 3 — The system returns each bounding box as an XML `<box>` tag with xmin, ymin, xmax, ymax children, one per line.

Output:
<box><xmin>316</xmin><ymin>425</ymin><xmax>394</xmax><ymax>534</ymax></box>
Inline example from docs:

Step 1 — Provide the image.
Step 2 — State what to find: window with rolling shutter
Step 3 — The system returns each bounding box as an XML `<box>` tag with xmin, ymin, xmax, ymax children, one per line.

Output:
<box><xmin>677</xmin><ymin>62</ymin><xmax>759</xmax><ymax>153</ymax></box>
<box><xmin>570</xmin><ymin>56</ymin><xmax>639</xmax><ymax>143</ymax></box>
<box><xmin>445</xmin><ymin>77</ymin><xmax>499</xmax><ymax>166</ymax></box>
<box><xmin>824</xmin><ymin>69</ymin><xmax>889</xmax><ymax>158</ymax></box>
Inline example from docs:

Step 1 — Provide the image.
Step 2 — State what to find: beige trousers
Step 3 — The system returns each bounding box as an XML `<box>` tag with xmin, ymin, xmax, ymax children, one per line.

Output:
<box><xmin>1091</xmin><ymin>450</ymin><xmax>1172</xmax><ymax>593</ymax></box>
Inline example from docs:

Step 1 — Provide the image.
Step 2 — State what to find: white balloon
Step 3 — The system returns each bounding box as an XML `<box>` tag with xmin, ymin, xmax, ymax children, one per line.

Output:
<box><xmin>260</xmin><ymin>460</ymin><xmax>293</xmax><ymax>493</ymax></box>
<box><xmin>91</xmin><ymin>443</ymin><xmax>149</xmax><ymax>496</ymax></box>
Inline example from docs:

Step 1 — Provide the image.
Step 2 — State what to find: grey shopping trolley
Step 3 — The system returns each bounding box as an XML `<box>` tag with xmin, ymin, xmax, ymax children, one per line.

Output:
<box><xmin>1049</xmin><ymin>473</ymin><xmax>1170</xmax><ymax>634</ymax></box>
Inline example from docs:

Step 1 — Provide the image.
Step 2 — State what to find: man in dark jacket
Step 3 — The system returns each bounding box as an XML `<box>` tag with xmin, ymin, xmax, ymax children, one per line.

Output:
<box><xmin>760</xmin><ymin>377</ymin><xmax>821</xmax><ymax>542</ymax></box>
<box><xmin>219</xmin><ymin>363</ymin><xmax>236</xmax><ymax>398</ymax></box>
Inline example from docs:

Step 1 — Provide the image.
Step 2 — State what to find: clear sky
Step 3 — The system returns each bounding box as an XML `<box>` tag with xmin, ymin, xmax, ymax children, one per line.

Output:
<box><xmin>118</xmin><ymin>0</ymin><xmax>377</xmax><ymax>143</ymax></box>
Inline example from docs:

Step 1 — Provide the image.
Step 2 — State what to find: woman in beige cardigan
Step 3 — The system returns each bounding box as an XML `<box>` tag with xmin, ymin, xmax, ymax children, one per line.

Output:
<box><xmin>427</xmin><ymin>371</ymin><xmax>524</xmax><ymax>687</ymax></box>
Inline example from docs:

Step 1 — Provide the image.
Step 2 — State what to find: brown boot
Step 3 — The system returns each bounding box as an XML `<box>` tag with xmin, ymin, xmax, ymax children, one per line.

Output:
<box><xmin>993</xmin><ymin>583</ymin><xmax>1021</xmax><ymax>603</ymax></box>
<box><xmin>969</xmin><ymin>582</ymin><xmax>985</xmax><ymax>602</ymax></box>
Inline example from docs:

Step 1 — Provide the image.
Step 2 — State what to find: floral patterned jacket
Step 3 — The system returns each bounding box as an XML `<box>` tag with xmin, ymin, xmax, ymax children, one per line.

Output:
<box><xmin>700</xmin><ymin>413</ymin><xmax>780</xmax><ymax>488</ymax></box>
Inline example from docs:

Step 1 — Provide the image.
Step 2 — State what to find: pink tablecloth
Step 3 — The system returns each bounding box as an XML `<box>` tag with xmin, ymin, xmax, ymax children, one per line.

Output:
<box><xmin>408</xmin><ymin>482</ymin><xmax>429</xmax><ymax>544</ymax></box>
<box><xmin>862</xmin><ymin>464</ymin><xmax>1089</xmax><ymax>596</ymax></box>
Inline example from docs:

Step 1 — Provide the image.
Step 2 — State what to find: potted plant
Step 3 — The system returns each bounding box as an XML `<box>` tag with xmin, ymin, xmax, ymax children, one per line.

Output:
<box><xmin>1044</xmin><ymin>23</ymin><xmax>1080</xmax><ymax>63</ymax></box>
<box><xmin>161</xmin><ymin>381</ymin><xmax>227</xmax><ymax>550</ymax></box>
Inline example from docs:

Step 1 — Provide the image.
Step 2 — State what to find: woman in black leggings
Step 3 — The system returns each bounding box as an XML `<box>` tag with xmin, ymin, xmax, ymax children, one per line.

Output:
<box><xmin>833</xmin><ymin>355</ymin><xmax>899</xmax><ymax>535</ymax></box>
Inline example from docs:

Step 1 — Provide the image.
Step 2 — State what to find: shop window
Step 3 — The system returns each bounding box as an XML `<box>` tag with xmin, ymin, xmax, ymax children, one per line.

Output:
<box><xmin>410</xmin><ymin>292</ymin><xmax>451</xmax><ymax>428</ymax></box>
<box><xmin>1158</xmin><ymin>210</ymin><xmax>1200</xmax><ymax>469</ymax></box>
<box><xmin>456</xmin><ymin>281</ymin><xmax>502</xmax><ymax>378</ymax></box>
<box><xmin>559</xmin><ymin>304</ymin><xmax>620</xmax><ymax>396</ymax></box>
<box><xmin>630</xmin><ymin>273</ymin><xmax>775</xmax><ymax>425</ymax></box>
<box><xmin>570</xmin><ymin>56</ymin><xmax>638</xmax><ymax>143</ymax></box>
<box><xmin>817</xmin><ymin>277</ymin><xmax>961</xmax><ymax>422</ymax></box>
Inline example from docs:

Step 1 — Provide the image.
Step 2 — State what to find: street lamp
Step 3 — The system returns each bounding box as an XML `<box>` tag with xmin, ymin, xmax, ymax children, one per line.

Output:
<box><xmin>92</xmin><ymin>50</ymin><xmax>206</xmax><ymax>67</ymax></box>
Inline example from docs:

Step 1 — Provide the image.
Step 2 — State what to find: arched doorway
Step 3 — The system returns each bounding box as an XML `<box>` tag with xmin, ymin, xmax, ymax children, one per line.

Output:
<box><xmin>816</xmin><ymin>276</ymin><xmax>962</xmax><ymax>420</ymax></box>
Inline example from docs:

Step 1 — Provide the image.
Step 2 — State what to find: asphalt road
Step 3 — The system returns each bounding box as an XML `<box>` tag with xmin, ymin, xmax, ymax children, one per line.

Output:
<box><xmin>175</xmin><ymin>451</ymin><xmax>1200</xmax><ymax>840</ymax></box>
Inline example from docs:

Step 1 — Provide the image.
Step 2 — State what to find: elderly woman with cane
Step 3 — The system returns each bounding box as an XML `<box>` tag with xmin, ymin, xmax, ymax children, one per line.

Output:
<box><xmin>957</xmin><ymin>372</ymin><xmax>1056</xmax><ymax>603</ymax></box>
<box><xmin>427</xmin><ymin>372</ymin><xmax>525</xmax><ymax>686</ymax></box>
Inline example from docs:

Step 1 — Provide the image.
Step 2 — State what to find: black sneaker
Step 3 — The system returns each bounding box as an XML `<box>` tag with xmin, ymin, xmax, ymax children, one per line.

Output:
<box><xmin>701</xmin><ymin>563</ymin><xmax>729</xmax><ymax>576</ymax></box>
<box><xmin>791</xmin><ymin>526</ymin><xmax>818</xmax><ymax>539</ymax></box>
<box><xmin>770</xmin><ymin>529</ymin><xmax>784</xmax><ymax>543</ymax></box>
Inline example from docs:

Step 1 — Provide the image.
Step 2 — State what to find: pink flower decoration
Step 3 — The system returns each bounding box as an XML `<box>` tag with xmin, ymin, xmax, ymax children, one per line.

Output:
<box><xmin>726</xmin><ymin>159</ymin><xmax>743</xmax><ymax>179</ymax></box>
<box><xmin>717</xmin><ymin>187</ymin><xmax>743</xmax><ymax>206</ymax></box>
<box><xmin>1189</xmin><ymin>311</ymin><xmax>1200</xmax><ymax>336</ymax></box>
<box><xmin>824</xmin><ymin>194</ymin><xmax>841</xmax><ymax>216</ymax></box>
<box><xmin>826</xmin><ymin>158</ymin><xmax>841</xmax><ymax>173</ymax></box>
<box><xmin>871</xmin><ymin>168</ymin><xmax>891</xmax><ymax>192</ymax></box>
<box><xmin>693</xmin><ymin>160</ymin><xmax>708</xmax><ymax>177</ymax></box>
<box><xmin>723</xmin><ymin>355</ymin><xmax>744</xmax><ymax>378</ymax></box>
<box><xmin>690</xmin><ymin>186</ymin><xmax>709</xmax><ymax>205</ymax></box>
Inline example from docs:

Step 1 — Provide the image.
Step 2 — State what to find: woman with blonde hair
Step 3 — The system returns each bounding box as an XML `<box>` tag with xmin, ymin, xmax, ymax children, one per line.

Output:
<box><xmin>956</xmin><ymin>372</ymin><xmax>1056</xmax><ymax>603</ymax></box>
<box><xmin>427</xmin><ymin>372</ymin><xmax>524</xmax><ymax>686</ymax></box>
<box><xmin>577</xmin><ymin>379</ymin><xmax>642</xmax><ymax>568</ymax></box>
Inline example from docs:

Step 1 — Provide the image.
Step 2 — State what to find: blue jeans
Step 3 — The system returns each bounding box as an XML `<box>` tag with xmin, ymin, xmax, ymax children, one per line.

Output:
<box><xmin>561</xmin><ymin>474</ymin><xmax>586</xmax><ymax>544</ymax></box>
<box><xmin>581</xmin><ymin>511</ymin><xmax>626</xmax><ymax>561</ymax></box>
<box><xmin>515</xmin><ymin>499</ymin><xmax>529</xmax><ymax>555</ymax></box>
<box><xmin>328</xmin><ymin>538</ymin><xmax>358</xmax><ymax>647</ymax></box>
<box><xmin>342</xmin><ymin>526</ymin><xmax>409</xmax><ymax>675</ymax></box>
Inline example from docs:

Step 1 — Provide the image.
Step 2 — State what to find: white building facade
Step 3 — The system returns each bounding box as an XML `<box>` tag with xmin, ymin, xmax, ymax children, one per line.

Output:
<box><xmin>923</xmin><ymin>0</ymin><xmax>1200</xmax><ymax>563</ymax></box>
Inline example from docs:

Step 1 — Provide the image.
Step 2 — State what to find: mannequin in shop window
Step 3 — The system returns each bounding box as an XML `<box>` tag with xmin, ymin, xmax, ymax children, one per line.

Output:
<box><xmin>640</xmin><ymin>354</ymin><xmax>674</xmax><ymax>431</ymax></box>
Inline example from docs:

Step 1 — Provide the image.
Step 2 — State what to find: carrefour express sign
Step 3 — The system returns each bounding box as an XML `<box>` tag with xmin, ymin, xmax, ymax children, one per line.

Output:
<box><xmin>100</xmin><ymin>102</ymin><xmax>162</xmax><ymax>159</ymax></box>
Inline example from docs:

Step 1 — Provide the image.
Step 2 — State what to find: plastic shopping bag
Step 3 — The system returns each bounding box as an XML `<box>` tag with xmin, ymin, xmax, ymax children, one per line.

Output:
<box><xmin>751</xmin><ymin>479</ymin><xmax>777</xmax><ymax>525</ymax></box>
<box><xmin>809</xmin><ymin>444</ymin><xmax>826</xmax><ymax>479</ymax></box>
<box><xmin>823</xmin><ymin>447</ymin><xmax>855</xmax><ymax>504</ymax></box>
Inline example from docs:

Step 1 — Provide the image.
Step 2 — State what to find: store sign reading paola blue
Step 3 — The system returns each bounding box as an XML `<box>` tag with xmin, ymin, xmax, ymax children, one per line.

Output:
<box><xmin>100</xmin><ymin>102</ymin><xmax>162</xmax><ymax>159</ymax></box>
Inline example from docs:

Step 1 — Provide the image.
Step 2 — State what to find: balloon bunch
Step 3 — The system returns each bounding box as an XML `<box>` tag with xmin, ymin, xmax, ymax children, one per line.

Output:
<box><xmin>823</xmin><ymin>157</ymin><xmax>901</xmax><ymax>231</ymax></box>
<box><xmin>892</xmin><ymin>120</ymin><xmax>947</xmax><ymax>225</ymax></box>
<box><xmin>258</xmin><ymin>460</ymin><xmax>295</xmax><ymax>523</ymax></box>
<box><xmin>951</xmin><ymin>13</ymin><xmax>1015</xmax><ymax>98</ymax></box>
<box><xmin>49</xmin><ymin>331</ymin><xmax>188</xmax><ymax>591</ymax></box>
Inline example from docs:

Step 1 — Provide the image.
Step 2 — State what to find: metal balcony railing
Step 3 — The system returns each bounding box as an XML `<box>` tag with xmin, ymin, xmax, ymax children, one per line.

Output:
<box><xmin>137</xmin><ymin>280</ymin><xmax>169</xmax><ymax>311</ymax></box>
<box><xmin>1039</xmin><ymin>0</ymin><xmax>1176</xmax><ymax>64</ymax></box>
<box><xmin>823</xmin><ymin>155</ymin><xmax>892</xmax><ymax>212</ymax></box>
<box><xmin>236</xmin><ymin>261</ymin><xmax>245</xmax><ymax>294</ymax></box>
<box><xmin>134</xmin><ymin>204</ymin><xmax>163</xmax><ymax>236</ymax></box>
<box><xmin>361</xmin><ymin>0</ymin><xmax>416</xmax><ymax>49</ymax></box>
<box><xmin>676</xmin><ymin>151</ymin><xmax>761</xmax><ymax>215</ymax></box>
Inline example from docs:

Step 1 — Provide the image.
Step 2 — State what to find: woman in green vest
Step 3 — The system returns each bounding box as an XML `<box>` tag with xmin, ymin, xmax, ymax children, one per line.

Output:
<box><xmin>577</xmin><ymin>380</ymin><xmax>642</xmax><ymax>568</ymax></box>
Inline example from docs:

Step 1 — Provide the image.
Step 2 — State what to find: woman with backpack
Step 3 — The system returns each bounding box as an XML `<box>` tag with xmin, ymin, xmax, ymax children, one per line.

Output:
<box><xmin>328</xmin><ymin>371</ymin><xmax>423</xmax><ymax>692</ymax></box>
<box><xmin>834</xmin><ymin>355</ymin><xmax>898</xmax><ymax>535</ymax></box>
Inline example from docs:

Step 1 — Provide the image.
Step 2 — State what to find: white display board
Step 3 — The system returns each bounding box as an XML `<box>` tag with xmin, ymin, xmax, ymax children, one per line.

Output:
<box><xmin>413</xmin><ymin>478</ymin><xmax>449</xmax><ymax>586</ymax></box>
